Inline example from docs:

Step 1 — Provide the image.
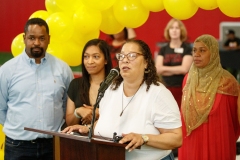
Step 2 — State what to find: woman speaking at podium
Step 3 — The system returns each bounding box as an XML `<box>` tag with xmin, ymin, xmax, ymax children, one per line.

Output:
<box><xmin>62</xmin><ymin>39</ymin><xmax>182</xmax><ymax>160</ymax></box>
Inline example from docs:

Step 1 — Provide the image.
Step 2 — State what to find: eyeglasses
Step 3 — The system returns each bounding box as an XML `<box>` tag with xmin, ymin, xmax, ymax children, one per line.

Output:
<box><xmin>116</xmin><ymin>52</ymin><xmax>143</xmax><ymax>61</ymax></box>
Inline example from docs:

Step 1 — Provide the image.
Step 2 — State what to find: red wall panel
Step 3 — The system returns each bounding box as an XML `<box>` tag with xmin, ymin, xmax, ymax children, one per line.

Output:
<box><xmin>1</xmin><ymin>0</ymin><xmax>240</xmax><ymax>53</ymax></box>
<box><xmin>0</xmin><ymin>0</ymin><xmax>46</xmax><ymax>52</ymax></box>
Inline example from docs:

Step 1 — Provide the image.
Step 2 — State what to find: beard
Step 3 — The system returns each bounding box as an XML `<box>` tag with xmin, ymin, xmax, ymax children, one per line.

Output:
<box><xmin>30</xmin><ymin>47</ymin><xmax>44</xmax><ymax>58</ymax></box>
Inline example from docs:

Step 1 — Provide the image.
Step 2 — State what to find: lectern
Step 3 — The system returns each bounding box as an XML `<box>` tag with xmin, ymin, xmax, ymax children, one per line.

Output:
<box><xmin>24</xmin><ymin>127</ymin><xmax>128</xmax><ymax>160</ymax></box>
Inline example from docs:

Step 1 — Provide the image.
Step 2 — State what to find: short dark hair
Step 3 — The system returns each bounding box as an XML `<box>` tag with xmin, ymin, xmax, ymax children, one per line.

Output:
<box><xmin>226</xmin><ymin>29</ymin><xmax>235</xmax><ymax>35</ymax></box>
<box><xmin>112</xmin><ymin>39</ymin><xmax>161</xmax><ymax>91</ymax></box>
<box><xmin>24</xmin><ymin>18</ymin><xmax>49</xmax><ymax>34</ymax></box>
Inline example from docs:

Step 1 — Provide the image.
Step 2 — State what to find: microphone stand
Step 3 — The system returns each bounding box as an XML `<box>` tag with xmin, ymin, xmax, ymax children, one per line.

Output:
<box><xmin>88</xmin><ymin>91</ymin><xmax>104</xmax><ymax>139</ymax></box>
<box><xmin>88</xmin><ymin>69</ymin><xmax>119</xmax><ymax>139</ymax></box>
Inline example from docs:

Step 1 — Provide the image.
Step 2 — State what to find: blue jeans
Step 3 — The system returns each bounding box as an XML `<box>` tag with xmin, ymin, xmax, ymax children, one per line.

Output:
<box><xmin>4</xmin><ymin>136</ymin><xmax>53</xmax><ymax>160</ymax></box>
<box><xmin>161</xmin><ymin>151</ymin><xmax>175</xmax><ymax>160</ymax></box>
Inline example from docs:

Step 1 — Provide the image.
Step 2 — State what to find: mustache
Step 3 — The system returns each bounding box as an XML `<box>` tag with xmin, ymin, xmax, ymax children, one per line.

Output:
<box><xmin>31</xmin><ymin>47</ymin><xmax>43</xmax><ymax>51</ymax></box>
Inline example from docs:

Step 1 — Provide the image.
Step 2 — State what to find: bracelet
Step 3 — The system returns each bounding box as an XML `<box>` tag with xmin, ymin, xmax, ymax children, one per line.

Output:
<box><xmin>74</xmin><ymin>108</ymin><xmax>81</xmax><ymax>119</ymax></box>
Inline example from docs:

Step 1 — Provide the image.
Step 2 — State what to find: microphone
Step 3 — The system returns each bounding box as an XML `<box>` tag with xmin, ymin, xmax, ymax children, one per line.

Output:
<box><xmin>88</xmin><ymin>67</ymin><xmax>120</xmax><ymax>139</ymax></box>
<box><xmin>98</xmin><ymin>67</ymin><xmax>120</xmax><ymax>93</ymax></box>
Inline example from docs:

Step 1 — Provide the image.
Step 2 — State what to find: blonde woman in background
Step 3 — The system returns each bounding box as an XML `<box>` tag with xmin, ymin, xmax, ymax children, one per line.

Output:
<box><xmin>155</xmin><ymin>18</ymin><xmax>193</xmax><ymax>108</ymax></box>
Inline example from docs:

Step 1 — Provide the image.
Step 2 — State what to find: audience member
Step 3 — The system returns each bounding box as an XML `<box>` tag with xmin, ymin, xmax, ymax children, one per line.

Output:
<box><xmin>155</xmin><ymin>18</ymin><xmax>193</xmax><ymax>108</ymax></box>
<box><xmin>62</xmin><ymin>39</ymin><xmax>182</xmax><ymax>160</ymax></box>
<box><xmin>178</xmin><ymin>34</ymin><xmax>239</xmax><ymax>160</ymax></box>
<box><xmin>106</xmin><ymin>28</ymin><xmax>136</xmax><ymax>67</ymax></box>
<box><xmin>0</xmin><ymin>18</ymin><xmax>73</xmax><ymax>159</ymax></box>
<box><xmin>222</xmin><ymin>29</ymin><xmax>240</xmax><ymax>79</ymax></box>
<box><xmin>65</xmin><ymin>39</ymin><xmax>112</xmax><ymax>127</ymax></box>
<box><xmin>223</xmin><ymin>29</ymin><xmax>240</xmax><ymax>51</ymax></box>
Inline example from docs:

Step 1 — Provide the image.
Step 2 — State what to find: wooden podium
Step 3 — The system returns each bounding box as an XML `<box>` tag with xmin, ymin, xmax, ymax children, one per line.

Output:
<box><xmin>24</xmin><ymin>127</ymin><xmax>127</xmax><ymax>160</ymax></box>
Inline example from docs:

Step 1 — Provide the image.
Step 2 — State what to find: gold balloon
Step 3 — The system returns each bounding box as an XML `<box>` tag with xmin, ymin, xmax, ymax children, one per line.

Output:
<box><xmin>29</xmin><ymin>10</ymin><xmax>50</xmax><ymax>21</ymax></box>
<box><xmin>11</xmin><ymin>33</ymin><xmax>25</xmax><ymax>57</ymax></box>
<box><xmin>193</xmin><ymin>0</ymin><xmax>218</xmax><ymax>10</ymax></box>
<box><xmin>0</xmin><ymin>124</ymin><xmax>5</xmax><ymax>159</ymax></box>
<box><xmin>217</xmin><ymin>0</ymin><xmax>240</xmax><ymax>17</ymax></box>
<box><xmin>113</xmin><ymin>0</ymin><xmax>149</xmax><ymax>28</ymax></box>
<box><xmin>100</xmin><ymin>7</ymin><xmax>124</xmax><ymax>34</ymax></box>
<box><xmin>47</xmin><ymin>40</ymin><xmax>64</xmax><ymax>59</ymax></box>
<box><xmin>141</xmin><ymin>0</ymin><xmax>165</xmax><ymax>12</ymax></box>
<box><xmin>46</xmin><ymin>12</ymin><xmax>74</xmax><ymax>42</ymax></box>
<box><xmin>73</xmin><ymin>5</ymin><xmax>102</xmax><ymax>34</ymax></box>
<box><xmin>61</xmin><ymin>41</ymin><xmax>84</xmax><ymax>66</ymax></box>
<box><xmin>45</xmin><ymin>0</ymin><xmax>62</xmax><ymax>14</ymax></box>
<box><xmin>82</xmin><ymin>0</ymin><xmax>117</xmax><ymax>11</ymax></box>
<box><xmin>72</xmin><ymin>29</ymin><xmax>100</xmax><ymax>45</ymax></box>
<box><xmin>163</xmin><ymin>0</ymin><xmax>198</xmax><ymax>20</ymax></box>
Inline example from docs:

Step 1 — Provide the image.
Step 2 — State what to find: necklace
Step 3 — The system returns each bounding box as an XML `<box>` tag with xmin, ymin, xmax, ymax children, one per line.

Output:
<box><xmin>119</xmin><ymin>84</ymin><xmax>141</xmax><ymax>117</ymax></box>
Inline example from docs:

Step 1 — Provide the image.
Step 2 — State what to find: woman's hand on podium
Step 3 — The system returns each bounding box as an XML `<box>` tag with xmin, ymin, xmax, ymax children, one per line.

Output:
<box><xmin>61</xmin><ymin>124</ymin><xmax>89</xmax><ymax>134</ymax></box>
<box><xmin>118</xmin><ymin>133</ymin><xmax>144</xmax><ymax>152</ymax></box>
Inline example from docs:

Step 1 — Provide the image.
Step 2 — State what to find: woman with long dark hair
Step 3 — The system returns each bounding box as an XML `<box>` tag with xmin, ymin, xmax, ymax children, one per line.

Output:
<box><xmin>65</xmin><ymin>39</ymin><xmax>112</xmax><ymax>126</ymax></box>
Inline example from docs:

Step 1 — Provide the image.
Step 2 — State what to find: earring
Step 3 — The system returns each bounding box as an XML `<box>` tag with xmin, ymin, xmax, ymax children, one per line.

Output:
<box><xmin>144</xmin><ymin>68</ymin><xmax>150</xmax><ymax>73</ymax></box>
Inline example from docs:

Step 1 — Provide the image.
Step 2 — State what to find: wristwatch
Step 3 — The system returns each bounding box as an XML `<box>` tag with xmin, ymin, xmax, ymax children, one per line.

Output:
<box><xmin>141</xmin><ymin>134</ymin><xmax>149</xmax><ymax>145</ymax></box>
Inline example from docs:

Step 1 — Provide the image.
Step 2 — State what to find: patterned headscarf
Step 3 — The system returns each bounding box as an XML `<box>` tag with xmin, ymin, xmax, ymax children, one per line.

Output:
<box><xmin>182</xmin><ymin>34</ymin><xmax>239</xmax><ymax>135</ymax></box>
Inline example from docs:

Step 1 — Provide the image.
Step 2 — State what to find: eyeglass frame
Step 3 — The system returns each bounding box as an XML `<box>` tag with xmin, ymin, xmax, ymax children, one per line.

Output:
<box><xmin>115</xmin><ymin>52</ymin><xmax>143</xmax><ymax>61</ymax></box>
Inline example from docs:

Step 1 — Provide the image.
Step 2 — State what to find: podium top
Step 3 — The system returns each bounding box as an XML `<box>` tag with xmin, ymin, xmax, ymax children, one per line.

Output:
<box><xmin>24</xmin><ymin>127</ymin><xmax>140</xmax><ymax>148</ymax></box>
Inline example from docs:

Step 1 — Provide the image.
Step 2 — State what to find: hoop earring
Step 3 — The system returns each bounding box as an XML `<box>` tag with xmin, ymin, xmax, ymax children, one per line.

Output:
<box><xmin>144</xmin><ymin>68</ymin><xmax>150</xmax><ymax>73</ymax></box>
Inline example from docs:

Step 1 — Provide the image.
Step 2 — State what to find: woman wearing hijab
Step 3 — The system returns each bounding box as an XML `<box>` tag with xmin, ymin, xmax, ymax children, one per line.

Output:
<box><xmin>178</xmin><ymin>34</ymin><xmax>240</xmax><ymax>160</ymax></box>
<box><xmin>62</xmin><ymin>39</ymin><xmax>182</xmax><ymax>160</ymax></box>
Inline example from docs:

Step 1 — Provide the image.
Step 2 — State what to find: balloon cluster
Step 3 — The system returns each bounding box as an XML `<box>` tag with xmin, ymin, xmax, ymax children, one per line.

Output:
<box><xmin>0</xmin><ymin>124</ymin><xmax>4</xmax><ymax>158</ymax></box>
<box><xmin>11</xmin><ymin>0</ymin><xmax>240</xmax><ymax>66</ymax></box>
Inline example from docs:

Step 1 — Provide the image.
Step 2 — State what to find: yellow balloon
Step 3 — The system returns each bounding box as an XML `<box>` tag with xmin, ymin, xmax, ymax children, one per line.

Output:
<box><xmin>0</xmin><ymin>151</ymin><xmax>4</xmax><ymax>160</ymax></box>
<box><xmin>73</xmin><ymin>5</ymin><xmax>102</xmax><ymax>34</ymax></box>
<box><xmin>217</xmin><ymin>0</ymin><xmax>240</xmax><ymax>17</ymax></box>
<box><xmin>82</xmin><ymin>0</ymin><xmax>117</xmax><ymax>11</ymax></box>
<box><xmin>0</xmin><ymin>124</ymin><xmax>5</xmax><ymax>159</ymax></box>
<box><xmin>45</xmin><ymin>0</ymin><xmax>62</xmax><ymax>14</ymax></box>
<box><xmin>29</xmin><ymin>10</ymin><xmax>50</xmax><ymax>21</ymax></box>
<box><xmin>62</xmin><ymin>41</ymin><xmax>84</xmax><ymax>66</ymax></box>
<box><xmin>113</xmin><ymin>0</ymin><xmax>149</xmax><ymax>28</ymax></box>
<box><xmin>163</xmin><ymin>0</ymin><xmax>198</xmax><ymax>20</ymax></box>
<box><xmin>193</xmin><ymin>0</ymin><xmax>218</xmax><ymax>10</ymax></box>
<box><xmin>73</xmin><ymin>30</ymin><xmax>100</xmax><ymax>45</ymax></box>
<box><xmin>100</xmin><ymin>7</ymin><xmax>124</xmax><ymax>34</ymax></box>
<box><xmin>141</xmin><ymin>0</ymin><xmax>165</xmax><ymax>12</ymax></box>
<box><xmin>47</xmin><ymin>40</ymin><xmax>83</xmax><ymax>66</ymax></box>
<box><xmin>47</xmin><ymin>40</ymin><xmax>64</xmax><ymax>59</ymax></box>
<box><xmin>46</xmin><ymin>12</ymin><xmax>74</xmax><ymax>42</ymax></box>
<box><xmin>55</xmin><ymin>0</ymin><xmax>81</xmax><ymax>13</ymax></box>
<box><xmin>11</xmin><ymin>33</ymin><xmax>25</xmax><ymax>57</ymax></box>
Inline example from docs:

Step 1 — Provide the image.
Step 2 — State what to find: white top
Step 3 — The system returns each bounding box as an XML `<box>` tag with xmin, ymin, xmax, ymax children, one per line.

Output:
<box><xmin>94</xmin><ymin>82</ymin><xmax>181</xmax><ymax>160</ymax></box>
